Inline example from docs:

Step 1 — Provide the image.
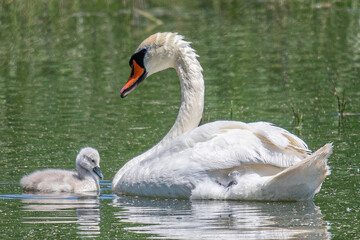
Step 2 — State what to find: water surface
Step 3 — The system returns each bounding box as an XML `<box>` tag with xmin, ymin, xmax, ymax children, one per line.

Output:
<box><xmin>0</xmin><ymin>1</ymin><xmax>359</xmax><ymax>239</ymax></box>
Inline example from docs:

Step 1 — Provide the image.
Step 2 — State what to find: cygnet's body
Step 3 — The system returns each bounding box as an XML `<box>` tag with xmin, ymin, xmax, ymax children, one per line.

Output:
<box><xmin>21</xmin><ymin>147</ymin><xmax>103</xmax><ymax>193</ymax></box>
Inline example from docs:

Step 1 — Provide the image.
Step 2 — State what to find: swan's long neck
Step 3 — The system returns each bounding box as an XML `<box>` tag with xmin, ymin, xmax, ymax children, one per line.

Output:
<box><xmin>139</xmin><ymin>44</ymin><xmax>204</xmax><ymax>156</ymax></box>
<box><xmin>157</xmin><ymin>46</ymin><xmax>204</xmax><ymax>148</ymax></box>
<box><xmin>113</xmin><ymin>39</ymin><xmax>204</xmax><ymax>187</ymax></box>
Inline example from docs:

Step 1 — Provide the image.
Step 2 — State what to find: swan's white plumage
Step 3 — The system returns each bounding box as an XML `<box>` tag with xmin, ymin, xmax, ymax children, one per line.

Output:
<box><xmin>112</xmin><ymin>32</ymin><xmax>332</xmax><ymax>201</ymax></box>
<box><xmin>21</xmin><ymin>147</ymin><xmax>103</xmax><ymax>193</ymax></box>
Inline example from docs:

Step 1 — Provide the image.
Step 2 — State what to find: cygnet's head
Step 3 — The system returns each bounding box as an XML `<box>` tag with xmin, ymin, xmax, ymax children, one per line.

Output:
<box><xmin>120</xmin><ymin>32</ymin><xmax>186</xmax><ymax>98</ymax></box>
<box><xmin>76</xmin><ymin>147</ymin><xmax>103</xmax><ymax>179</ymax></box>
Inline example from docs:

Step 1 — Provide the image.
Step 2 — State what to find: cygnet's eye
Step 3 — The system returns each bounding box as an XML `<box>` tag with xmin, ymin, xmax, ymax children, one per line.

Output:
<box><xmin>85</xmin><ymin>156</ymin><xmax>96</xmax><ymax>164</ymax></box>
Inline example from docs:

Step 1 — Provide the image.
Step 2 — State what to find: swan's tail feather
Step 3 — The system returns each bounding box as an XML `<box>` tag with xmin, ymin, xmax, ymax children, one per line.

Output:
<box><xmin>264</xmin><ymin>143</ymin><xmax>332</xmax><ymax>201</ymax></box>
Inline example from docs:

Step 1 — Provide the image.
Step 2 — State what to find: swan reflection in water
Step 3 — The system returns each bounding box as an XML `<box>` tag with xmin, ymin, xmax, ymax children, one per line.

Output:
<box><xmin>112</xmin><ymin>197</ymin><xmax>330</xmax><ymax>240</ymax></box>
<box><xmin>21</xmin><ymin>192</ymin><xmax>100</xmax><ymax>237</ymax></box>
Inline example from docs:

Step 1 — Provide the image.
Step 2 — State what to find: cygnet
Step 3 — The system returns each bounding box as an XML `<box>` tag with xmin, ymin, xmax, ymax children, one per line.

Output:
<box><xmin>21</xmin><ymin>147</ymin><xmax>104</xmax><ymax>193</ymax></box>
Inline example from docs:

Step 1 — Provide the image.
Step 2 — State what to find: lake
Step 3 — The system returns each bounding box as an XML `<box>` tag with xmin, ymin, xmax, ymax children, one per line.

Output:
<box><xmin>0</xmin><ymin>1</ymin><xmax>359</xmax><ymax>239</ymax></box>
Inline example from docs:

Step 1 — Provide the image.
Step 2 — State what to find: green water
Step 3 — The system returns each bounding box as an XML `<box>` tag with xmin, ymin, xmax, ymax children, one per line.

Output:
<box><xmin>0</xmin><ymin>1</ymin><xmax>359</xmax><ymax>239</ymax></box>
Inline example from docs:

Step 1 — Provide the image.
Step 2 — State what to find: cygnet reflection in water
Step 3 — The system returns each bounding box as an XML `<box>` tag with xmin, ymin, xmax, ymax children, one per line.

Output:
<box><xmin>21</xmin><ymin>147</ymin><xmax>103</xmax><ymax>193</ymax></box>
<box><xmin>21</xmin><ymin>192</ymin><xmax>101</xmax><ymax>237</ymax></box>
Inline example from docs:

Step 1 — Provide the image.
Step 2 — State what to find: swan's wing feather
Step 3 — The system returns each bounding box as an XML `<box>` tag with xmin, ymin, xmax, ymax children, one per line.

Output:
<box><xmin>152</xmin><ymin>121</ymin><xmax>310</xmax><ymax>171</ymax></box>
<box><xmin>247</xmin><ymin>121</ymin><xmax>310</xmax><ymax>155</ymax></box>
<box><xmin>124</xmin><ymin>120</ymin><xmax>312</xmax><ymax>197</ymax></box>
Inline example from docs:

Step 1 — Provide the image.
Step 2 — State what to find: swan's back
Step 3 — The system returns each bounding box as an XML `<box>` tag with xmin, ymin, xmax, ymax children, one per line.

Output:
<box><xmin>21</xmin><ymin>147</ymin><xmax>103</xmax><ymax>193</ymax></box>
<box><xmin>21</xmin><ymin>169</ymin><xmax>79</xmax><ymax>192</ymax></box>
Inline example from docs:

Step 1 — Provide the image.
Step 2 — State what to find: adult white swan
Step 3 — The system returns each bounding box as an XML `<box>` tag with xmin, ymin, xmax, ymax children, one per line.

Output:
<box><xmin>112</xmin><ymin>32</ymin><xmax>332</xmax><ymax>201</ymax></box>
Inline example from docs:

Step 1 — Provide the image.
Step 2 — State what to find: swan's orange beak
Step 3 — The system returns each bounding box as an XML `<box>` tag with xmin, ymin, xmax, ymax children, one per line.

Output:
<box><xmin>120</xmin><ymin>60</ymin><xmax>146</xmax><ymax>98</ymax></box>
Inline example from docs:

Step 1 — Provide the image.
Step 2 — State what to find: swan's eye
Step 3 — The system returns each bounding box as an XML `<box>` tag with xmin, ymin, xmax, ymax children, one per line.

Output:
<box><xmin>129</xmin><ymin>48</ymin><xmax>147</xmax><ymax>69</ymax></box>
<box><xmin>85</xmin><ymin>156</ymin><xmax>96</xmax><ymax>164</ymax></box>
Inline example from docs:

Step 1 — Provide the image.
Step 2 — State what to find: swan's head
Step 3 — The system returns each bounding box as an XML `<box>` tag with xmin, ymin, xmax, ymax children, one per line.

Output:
<box><xmin>120</xmin><ymin>32</ymin><xmax>184</xmax><ymax>98</ymax></box>
<box><xmin>76</xmin><ymin>147</ymin><xmax>103</xmax><ymax>179</ymax></box>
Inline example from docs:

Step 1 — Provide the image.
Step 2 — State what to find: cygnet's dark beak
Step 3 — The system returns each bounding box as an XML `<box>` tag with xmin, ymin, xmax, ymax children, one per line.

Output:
<box><xmin>93</xmin><ymin>167</ymin><xmax>104</xmax><ymax>179</ymax></box>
